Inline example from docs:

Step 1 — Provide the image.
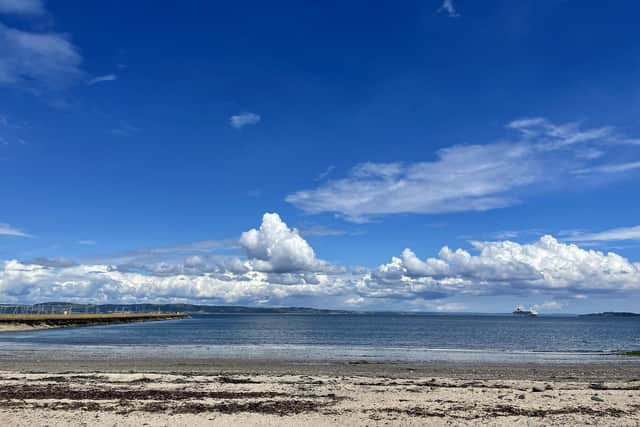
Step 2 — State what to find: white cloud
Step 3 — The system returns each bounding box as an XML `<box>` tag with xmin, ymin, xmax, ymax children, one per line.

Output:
<box><xmin>77</xmin><ymin>240</ymin><xmax>97</xmax><ymax>246</ymax></box>
<box><xmin>86</xmin><ymin>73</ymin><xmax>117</xmax><ymax>85</ymax></box>
<box><xmin>287</xmin><ymin>143</ymin><xmax>542</xmax><ymax>222</ymax></box>
<box><xmin>567</xmin><ymin>225</ymin><xmax>640</xmax><ymax>242</ymax></box>
<box><xmin>0</xmin><ymin>223</ymin><xmax>31</xmax><ymax>237</ymax></box>
<box><xmin>438</xmin><ymin>0</ymin><xmax>459</xmax><ymax>17</ymax></box>
<box><xmin>0</xmin><ymin>23</ymin><xmax>83</xmax><ymax>90</ymax></box>
<box><xmin>2</xmin><ymin>213</ymin><xmax>640</xmax><ymax>306</ymax></box>
<box><xmin>506</xmin><ymin>117</ymin><xmax>617</xmax><ymax>149</ymax></box>
<box><xmin>365</xmin><ymin>235</ymin><xmax>640</xmax><ymax>301</ymax></box>
<box><xmin>0</xmin><ymin>259</ymin><xmax>348</xmax><ymax>305</ymax></box>
<box><xmin>287</xmin><ymin>118</ymin><xmax>640</xmax><ymax>222</ymax></box>
<box><xmin>0</xmin><ymin>213</ymin><xmax>349</xmax><ymax>305</ymax></box>
<box><xmin>298</xmin><ymin>225</ymin><xmax>348</xmax><ymax>237</ymax></box>
<box><xmin>597</xmin><ymin>162</ymin><xmax>640</xmax><ymax>173</ymax></box>
<box><xmin>239</xmin><ymin>213</ymin><xmax>323</xmax><ymax>273</ymax></box>
<box><xmin>532</xmin><ymin>301</ymin><xmax>566</xmax><ymax>312</ymax></box>
<box><xmin>344</xmin><ymin>296</ymin><xmax>365</xmax><ymax>305</ymax></box>
<box><xmin>84</xmin><ymin>238</ymin><xmax>239</xmax><ymax>267</ymax></box>
<box><xmin>0</xmin><ymin>0</ymin><xmax>44</xmax><ymax>15</ymax></box>
<box><xmin>433</xmin><ymin>302</ymin><xmax>466</xmax><ymax>312</ymax></box>
<box><xmin>574</xmin><ymin>161</ymin><xmax>640</xmax><ymax>175</ymax></box>
<box><xmin>230</xmin><ymin>112</ymin><xmax>260</xmax><ymax>129</ymax></box>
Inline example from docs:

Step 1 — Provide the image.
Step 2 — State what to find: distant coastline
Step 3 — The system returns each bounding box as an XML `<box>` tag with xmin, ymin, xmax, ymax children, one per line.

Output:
<box><xmin>3</xmin><ymin>303</ymin><xmax>640</xmax><ymax>318</ymax></box>
<box><xmin>0</xmin><ymin>302</ymin><xmax>356</xmax><ymax>316</ymax></box>
<box><xmin>579</xmin><ymin>312</ymin><xmax>640</xmax><ymax>317</ymax></box>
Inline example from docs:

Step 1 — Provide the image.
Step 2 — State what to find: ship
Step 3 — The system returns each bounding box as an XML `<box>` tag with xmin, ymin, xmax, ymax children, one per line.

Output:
<box><xmin>512</xmin><ymin>306</ymin><xmax>538</xmax><ymax>316</ymax></box>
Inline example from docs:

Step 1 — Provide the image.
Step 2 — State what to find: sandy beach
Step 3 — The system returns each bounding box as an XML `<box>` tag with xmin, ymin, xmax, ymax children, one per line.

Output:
<box><xmin>0</xmin><ymin>359</ymin><xmax>639</xmax><ymax>426</ymax></box>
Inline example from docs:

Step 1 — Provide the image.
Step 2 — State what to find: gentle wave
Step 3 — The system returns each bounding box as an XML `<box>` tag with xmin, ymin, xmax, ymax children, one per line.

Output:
<box><xmin>0</xmin><ymin>342</ymin><xmax>631</xmax><ymax>364</ymax></box>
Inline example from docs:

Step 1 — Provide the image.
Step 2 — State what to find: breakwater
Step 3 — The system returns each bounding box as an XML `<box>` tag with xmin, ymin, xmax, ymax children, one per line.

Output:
<box><xmin>0</xmin><ymin>312</ymin><xmax>189</xmax><ymax>331</ymax></box>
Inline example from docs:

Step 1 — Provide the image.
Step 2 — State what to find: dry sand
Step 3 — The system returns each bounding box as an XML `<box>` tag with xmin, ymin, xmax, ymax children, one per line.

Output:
<box><xmin>0</xmin><ymin>360</ymin><xmax>639</xmax><ymax>426</ymax></box>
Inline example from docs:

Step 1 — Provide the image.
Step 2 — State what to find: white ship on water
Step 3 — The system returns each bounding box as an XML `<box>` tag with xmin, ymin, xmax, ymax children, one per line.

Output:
<box><xmin>512</xmin><ymin>306</ymin><xmax>538</xmax><ymax>317</ymax></box>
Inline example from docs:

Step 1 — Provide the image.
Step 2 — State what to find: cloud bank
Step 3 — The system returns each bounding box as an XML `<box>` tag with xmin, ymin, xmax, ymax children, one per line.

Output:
<box><xmin>2</xmin><ymin>213</ymin><xmax>640</xmax><ymax>307</ymax></box>
<box><xmin>370</xmin><ymin>236</ymin><xmax>640</xmax><ymax>300</ymax></box>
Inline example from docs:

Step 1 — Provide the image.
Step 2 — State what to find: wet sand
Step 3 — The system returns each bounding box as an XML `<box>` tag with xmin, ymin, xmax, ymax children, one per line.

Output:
<box><xmin>0</xmin><ymin>359</ymin><xmax>639</xmax><ymax>426</ymax></box>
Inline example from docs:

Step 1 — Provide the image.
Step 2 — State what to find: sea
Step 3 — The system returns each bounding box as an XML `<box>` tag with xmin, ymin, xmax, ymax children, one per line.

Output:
<box><xmin>1</xmin><ymin>313</ymin><xmax>639</xmax><ymax>364</ymax></box>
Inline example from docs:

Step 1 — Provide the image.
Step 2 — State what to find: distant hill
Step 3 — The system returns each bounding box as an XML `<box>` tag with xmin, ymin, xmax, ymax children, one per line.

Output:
<box><xmin>579</xmin><ymin>312</ymin><xmax>640</xmax><ymax>317</ymax></box>
<box><xmin>0</xmin><ymin>302</ymin><xmax>356</xmax><ymax>315</ymax></box>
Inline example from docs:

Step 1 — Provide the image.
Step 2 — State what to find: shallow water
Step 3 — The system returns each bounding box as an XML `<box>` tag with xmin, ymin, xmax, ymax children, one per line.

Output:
<box><xmin>0</xmin><ymin>314</ymin><xmax>639</xmax><ymax>363</ymax></box>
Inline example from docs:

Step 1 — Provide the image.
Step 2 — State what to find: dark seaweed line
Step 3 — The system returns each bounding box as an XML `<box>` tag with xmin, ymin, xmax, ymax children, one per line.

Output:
<box><xmin>369</xmin><ymin>404</ymin><xmax>635</xmax><ymax>420</ymax></box>
<box><xmin>0</xmin><ymin>385</ymin><xmax>288</xmax><ymax>401</ymax></box>
<box><xmin>0</xmin><ymin>399</ymin><xmax>334</xmax><ymax>416</ymax></box>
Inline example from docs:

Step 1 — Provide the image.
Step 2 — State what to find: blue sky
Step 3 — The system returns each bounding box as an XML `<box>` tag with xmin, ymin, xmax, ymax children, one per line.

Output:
<box><xmin>1</xmin><ymin>0</ymin><xmax>640</xmax><ymax>313</ymax></box>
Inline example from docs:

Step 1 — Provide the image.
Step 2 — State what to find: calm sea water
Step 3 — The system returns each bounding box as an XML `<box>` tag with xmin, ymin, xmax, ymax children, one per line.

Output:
<box><xmin>1</xmin><ymin>314</ymin><xmax>639</xmax><ymax>363</ymax></box>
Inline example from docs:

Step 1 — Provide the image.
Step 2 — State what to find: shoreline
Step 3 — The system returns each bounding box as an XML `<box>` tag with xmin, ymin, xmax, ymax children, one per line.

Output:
<box><xmin>0</xmin><ymin>341</ymin><xmax>635</xmax><ymax>365</ymax></box>
<box><xmin>2</xmin><ymin>357</ymin><xmax>640</xmax><ymax>380</ymax></box>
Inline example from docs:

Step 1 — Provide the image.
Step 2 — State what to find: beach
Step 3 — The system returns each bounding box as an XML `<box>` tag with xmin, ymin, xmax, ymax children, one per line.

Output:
<box><xmin>0</xmin><ymin>359</ymin><xmax>639</xmax><ymax>426</ymax></box>
<box><xmin>1</xmin><ymin>314</ymin><xmax>639</xmax><ymax>425</ymax></box>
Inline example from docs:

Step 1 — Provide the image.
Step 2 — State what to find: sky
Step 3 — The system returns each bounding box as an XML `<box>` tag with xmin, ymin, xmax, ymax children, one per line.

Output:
<box><xmin>1</xmin><ymin>0</ymin><xmax>640</xmax><ymax>314</ymax></box>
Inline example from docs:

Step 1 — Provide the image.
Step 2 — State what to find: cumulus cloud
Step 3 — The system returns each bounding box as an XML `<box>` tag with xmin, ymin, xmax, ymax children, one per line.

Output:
<box><xmin>0</xmin><ymin>22</ymin><xmax>83</xmax><ymax>90</ymax></box>
<box><xmin>438</xmin><ymin>0</ymin><xmax>459</xmax><ymax>17</ymax></box>
<box><xmin>0</xmin><ymin>0</ymin><xmax>44</xmax><ymax>15</ymax></box>
<box><xmin>287</xmin><ymin>118</ymin><xmax>640</xmax><ymax>222</ymax></box>
<box><xmin>366</xmin><ymin>236</ymin><xmax>640</xmax><ymax>300</ymax></box>
<box><xmin>0</xmin><ymin>223</ymin><xmax>31</xmax><ymax>237</ymax></box>
<box><xmin>2</xmin><ymin>213</ymin><xmax>640</xmax><ymax>307</ymax></box>
<box><xmin>86</xmin><ymin>73</ymin><xmax>117</xmax><ymax>85</ymax></box>
<box><xmin>0</xmin><ymin>213</ymin><xmax>347</xmax><ymax>305</ymax></box>
<box><xmin>230</xmin><ymin>112</ymin><xmax>260</xmax><ymax>129</ymax></box>
<box><xmin>239</xmin><ymin>212</ymin><xmax>323</xmax><ymax>273</ymax></box>
<box><xmin>0</xmin><ymin>259</ymin><xmax>349</xmax><ymax>305</ymax></box>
